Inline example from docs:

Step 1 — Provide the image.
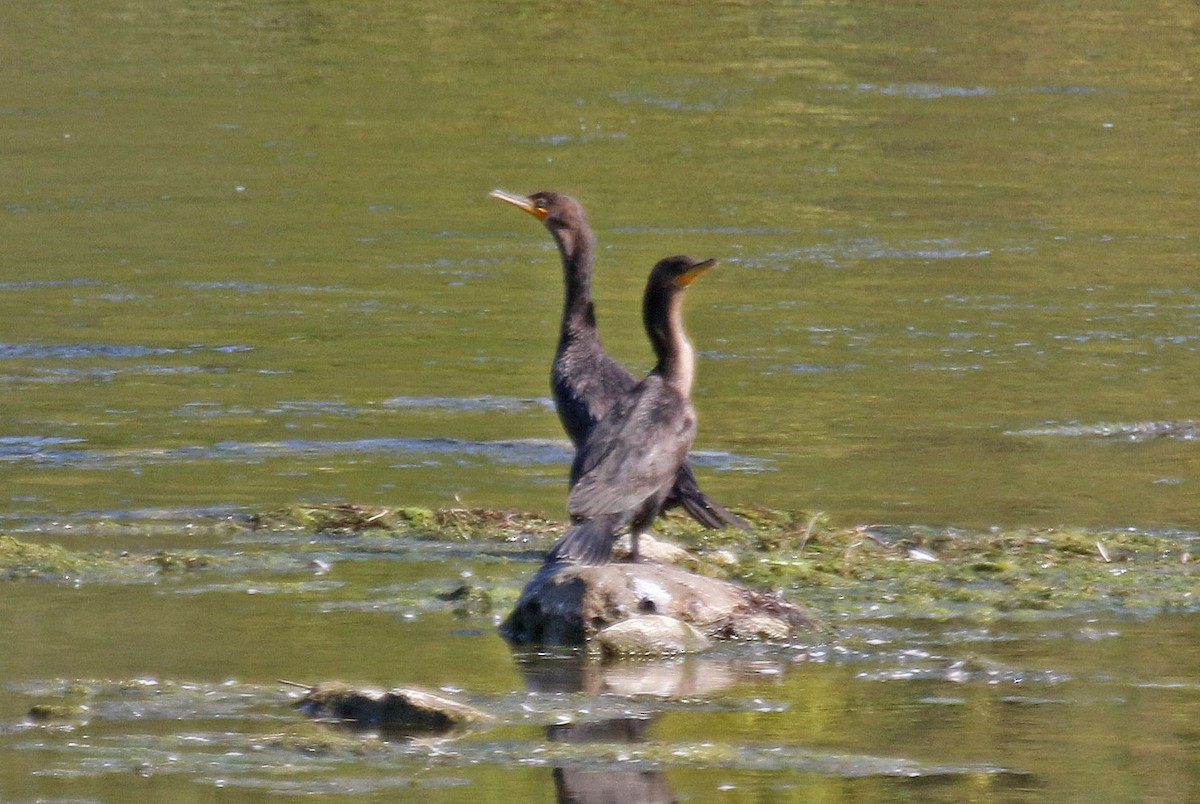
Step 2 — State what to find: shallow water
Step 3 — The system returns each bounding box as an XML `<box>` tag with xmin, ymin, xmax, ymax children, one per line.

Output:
<box><xmin>2</xmin><ymin>0</ymin><xmax>1198</xmax><ymax>800</ymax></box>
<box><xmin>2</xmin><ymin>528</ymin><xmax>1199</xmax><ymax>801</ymax></box>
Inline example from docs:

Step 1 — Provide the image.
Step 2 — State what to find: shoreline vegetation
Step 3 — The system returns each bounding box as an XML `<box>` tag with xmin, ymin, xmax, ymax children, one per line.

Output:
<box><xmin>1</xmin><ymin>504</ymin><xmax>1195</xmax><ymax>622</ymax></box>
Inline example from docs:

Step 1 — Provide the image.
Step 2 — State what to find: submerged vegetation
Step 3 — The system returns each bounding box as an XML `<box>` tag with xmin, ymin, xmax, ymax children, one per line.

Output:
<box><xmin>1</xmin><ymin>505</ymin><xmax>1195</xmax><ymax>621</ymax></box>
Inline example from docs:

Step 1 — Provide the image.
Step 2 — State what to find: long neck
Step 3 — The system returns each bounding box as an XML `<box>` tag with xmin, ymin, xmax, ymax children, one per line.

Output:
<box><xmin>644</xmin><ymin>287</ymin><xmax>694</xmax><ymax>394</ymax></box>
<box><xmin>551</xmin><ymin>224</ymin><xmax>598</xmax><ymax>338</ymax></box>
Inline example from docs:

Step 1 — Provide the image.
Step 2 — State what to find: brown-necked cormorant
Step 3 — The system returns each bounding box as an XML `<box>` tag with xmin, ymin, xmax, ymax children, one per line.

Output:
<box><xmin>489</xmin><ymin>189</ymin><xmax>747</xmax><ymax>533</ymax></box>
<box><xmin>544</xmin><ymin>255</ymin><xmax>715</xmax><ymax>565</ymax></box>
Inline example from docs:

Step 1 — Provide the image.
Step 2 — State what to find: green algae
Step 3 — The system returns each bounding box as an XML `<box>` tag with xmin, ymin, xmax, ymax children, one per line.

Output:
<box><xmin>0</xmin><ymin>535</ymin><xmax>92</xmax><ymax>580</ymax></box>
<box><xmin>705</xmin><ymin>516</ymin><xmax>1199</xmax><ymax>621</ymax></box>
<box><xmin>249</xmin><ymin>503</ymin><xmax>560</xmax><ymax>542</ymax></box>
<box><xmin>26</xmin><ymin>702</ymin><xmax>88</xmax><ymax>722</ymax></box>
<box><xmin>435</xmin><ymin>583</ymin><xmax>495</xmax><ymax>617</ymax></box>
<box><xmin>0</xmin><ymin>534</ymin><xmax>235</xmax><ymax>582</ymax></box>
<box><xmin>262</xmin><ymin>724</ymin><xmax>391</xmax><ymax>756</ymax></box>
<box><xmin>246</xmin><ymin>504</ymin><xmax>1199</xmax><ymax>621</ymax></box>
<box><xmin>4</xmin><ymin>506</ymin><xmax>1196</xmax><ymax>622</ymax></box>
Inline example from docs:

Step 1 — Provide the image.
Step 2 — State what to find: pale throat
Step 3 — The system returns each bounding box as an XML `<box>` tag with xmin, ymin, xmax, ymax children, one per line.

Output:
<box><xmin>661</xmin><ymin>298</ymin><xmax>696</xmax><ymax>395</ymax></box>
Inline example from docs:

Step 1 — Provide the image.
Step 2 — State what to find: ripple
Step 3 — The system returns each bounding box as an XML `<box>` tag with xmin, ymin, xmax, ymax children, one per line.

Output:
<box><xmin>174</xmin><ymin>397</ymin><xmax>558</xmax><ymax>419</ymax></box>
<box><xmin>782</xmin><ymin>362</ymin><xmax>865</xmax><ymax>374</ymax></box>
<box><xmin>3</xmin><ymin>364</ymin><xmax>222</xmax><ymax>385</ymax></box>
<box><xmin>512</xmin><ymin>131</ymin><xmax>628</xmax><ymax>146</ymax></box>
<box><xmin>0</xmin><ymin>435</ymin><xmax>767</xmax><ymax>474</ymax></box>
<box><xmin>1006</xmin><ymin>420</ymin><xmax>1200</xmax><ymax>442</ymax></box>
<box><xmin>609</xmin><ymin>89</ymin><xmax>730</xmax><ymax>111</ymax></box>
<box><xmin>180</xmin><ymin>280</ymin><xmax>342</xmax><ymax>293</ymax></box>
<box><xmin>0</xmin><ymin>342</ymin><xmax>174</xmax><ymax>359</ymax></box>
<box><xmin>0</xmin><ymin>436</ymin><xmax>88</xmax><ymax>459</ymax></box>
<box><xmin>821</xmin><ymin>82</ymin><xmax>1103</xmax><ymax>99</ymax></box>
<box><xmin>383</xmin><ymin>395</ymin><xmax>555</xmax><ymax>413</ymax></box>
<box><xmin>0</xmin><ymin>342</ymin><xmax>252</xmax><ymax>360</ymax></box>
<box><xmin>740</xmin><ymin>237</ymin><xmax>993</xmax><ymax>270</ymax></box>
<box><xmin>0</xmin><ymin>436</ymin><xmax>573</xmax><ymax>468</ymax></box>
<box><xmin>0</xmin><ymin>278</ymin><xmax>104</xmax><ymax>290</ymax></box>
<box><xmin>822</xmin><ymin>82</ymin><xmax>994</xmax><ymax>99</ymax></box>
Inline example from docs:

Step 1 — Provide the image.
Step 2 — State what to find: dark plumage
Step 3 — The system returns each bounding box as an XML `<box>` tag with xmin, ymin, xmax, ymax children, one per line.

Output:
<box><xmin>545</xmin><ymin>255</ymin><xmax>714</xmax><ymax>565</ymax></box>
<box><xmin>489</xmin><ymin>189</ymin><xmax>747</xmax><ymax>533</ymax></box>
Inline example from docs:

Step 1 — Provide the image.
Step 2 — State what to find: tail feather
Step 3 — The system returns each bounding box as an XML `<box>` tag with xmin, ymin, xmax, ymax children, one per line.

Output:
<box><xmin>678</xmin><ymin>492</ymin><xmax>750</xmax><ymax>531</ymax></box>
<box><xmin>544</xmin><ymin>516</ymin><xmax>620</xmax><ymax>566</ymax></box>
<box><xmin>670</xmin><ymin>464</ymin><xmax>751</xmax><ymax>532</ymax></box>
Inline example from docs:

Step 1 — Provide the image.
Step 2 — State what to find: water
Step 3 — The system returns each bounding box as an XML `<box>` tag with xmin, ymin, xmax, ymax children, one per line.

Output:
<box><xmin>2</xmin><ymin>0</ymin><xmax>1198</xmax><ymax>800</ymax></box>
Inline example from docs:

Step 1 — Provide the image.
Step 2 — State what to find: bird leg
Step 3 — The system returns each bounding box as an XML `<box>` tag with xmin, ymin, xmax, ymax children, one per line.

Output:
<box><xmin>627</xmin><ymin>531</ymin><xmax>650</xmax><ymax>562</ymax></box>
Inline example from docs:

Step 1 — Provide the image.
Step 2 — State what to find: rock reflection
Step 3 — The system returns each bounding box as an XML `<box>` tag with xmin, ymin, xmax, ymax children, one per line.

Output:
<box><xmin>515</xmin><ymin>650</ymin><xmax>777</xmax><ymax>698</ymax></box>
<box><xmin>546</xmin><ymin>710</ymin><xmax>671</xmax><ymax>803</ymax></box>
<box><xmin>514</xmin><ymin>650</ymin><xmax>785</xmax><ymax>804</ymax></box>
<box><xmin>552</xmin><ymin>764</ymin><xmax>674</xmax><ymax>804</ymax></box>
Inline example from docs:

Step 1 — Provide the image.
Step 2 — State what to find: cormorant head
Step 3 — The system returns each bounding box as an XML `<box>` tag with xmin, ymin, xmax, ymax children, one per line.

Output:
<box><xmin>489</xmin><ymin>189</ymin><xmax>588</xmax><ymax>234</ymax></box>
<box><xmin>649</xmin><ymin>255</ymin><xmax>716</xmax><ymax>291</ymax></box>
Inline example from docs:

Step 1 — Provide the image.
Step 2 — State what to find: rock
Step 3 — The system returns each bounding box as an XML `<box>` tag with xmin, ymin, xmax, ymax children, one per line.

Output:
<box><xmin>726</xmin><ymin>613</ymin><xmax>793</xmax><ymax>641</ymax></box>
<box><xmin>27</xmin><ymin>703</ymin><xmax>88</xmax><ymax>722</ymax></box>
<box><xmin>292</xmin><ymin>682</ymin><xmax>492</xmax><ymax>734</ymax></box>
<box><xmin>500</xmin><ymin>561</ymin><xmax>816</xmax><ymax>646</ymax></box>
<box><xmin>612</xmin><ymin>533</ymin><xmax>693</xmax><ymax>565</ymax></box>
<box><xmin>594</xmin><ymin>615</ymin><xmax>711</xmax><ymax>657</ymax></box>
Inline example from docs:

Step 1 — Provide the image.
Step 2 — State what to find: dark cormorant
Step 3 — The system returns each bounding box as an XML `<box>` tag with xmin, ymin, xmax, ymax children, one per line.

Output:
<box><xmin>489</xmin><ymin>189</ymin><xmax>747</xmax><ymax>533</ymax></box>
<box><xmin>546</xmin><ymin>255</ymin><xmax>716</xmax><ymax>565</ymax></box>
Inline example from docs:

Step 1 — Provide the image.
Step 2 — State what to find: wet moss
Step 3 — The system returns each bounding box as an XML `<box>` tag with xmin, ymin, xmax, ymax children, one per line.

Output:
<box><xmin>4</xmin><ymin>505</ymin><xmax>1196</xmax><ymax>622</ymax></box>
<box><xmin>242</xmin><ymin>504</ymin><xmax>1199</xmax><ymax>619</ymax></box>
<box><xmin>27</xmin><ymin>702</ymin><xmax>88</xmax><ymax>722</ymax></box>
<box><xmin>249</xmin><ymin>503</ymin><xmax>560</xmax><ymax>542</ymax></box>
<box><xmin>436</xmin><ymin>583</ymin><xmax>495</xmax><ymax>617</ymax></box>
<box><xmin>711</xmin><ymin>516</ymin><xmax>1198</xmax><ymax>620</ymax></box>
<box><xmin>0</xmin><ymin>535</ymin><xmax>231</xmax><ymax>582</ymax></box>
<box><xmin>148</xmin><ymin>551</ymin><xmax>218</xmax><ymax>572</ymax></box>
<box><xmin>25</xmin><ymin>681</ymin><xmax>94</xmax><ymax>723</ymax></box>
<box><xmin>261</xmin><ymin>724</ymin><xmax>390</xmax><ymax>756</ymax></box>
<box><xmin>0</xmin><ymin>535</ymin><xmax>103</xmax><ymax>580</ymax></box>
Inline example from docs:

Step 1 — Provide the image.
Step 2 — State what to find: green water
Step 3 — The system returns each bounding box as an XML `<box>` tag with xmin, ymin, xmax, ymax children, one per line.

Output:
<box><xmin>2</xmin><ymin>0</ymin><xmax>1198</xmax><ymax>800</ymax></box>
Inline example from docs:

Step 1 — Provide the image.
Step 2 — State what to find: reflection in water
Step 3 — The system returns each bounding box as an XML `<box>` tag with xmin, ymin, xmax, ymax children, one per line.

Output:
<box><xmin>514</xmin><ymin>649</ymin><xmax>781</xmax><ymax>698</ymax></box>
<box><xmin>515</xmin><ymin>649</ymin><xmax>788</xmax><ymax>803</ymax></box>
<box><xmin>552</xmin><ymin>765</ymin><xmax>674</xmax><ymax>804</ymax></box>
<box><xmin>548</xmin><ymin>715</ymin><xmax>673</xmax><ymax>803</ymax></box>
<box><xmin>532</xmin><ymin>657</ymin><xmax>675</xmax><ymax>803</ymax></box>
<box><xmin>547</xmin><ymin>715</ymin><xmax>655</xmax><ymax>744</ymax></box>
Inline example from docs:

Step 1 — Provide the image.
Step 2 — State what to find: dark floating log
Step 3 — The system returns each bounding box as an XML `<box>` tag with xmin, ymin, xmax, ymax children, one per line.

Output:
<box><xmin>500</xmin><ymin>560</ymin><xmax>818</xmax><ymax>647</ymax></box>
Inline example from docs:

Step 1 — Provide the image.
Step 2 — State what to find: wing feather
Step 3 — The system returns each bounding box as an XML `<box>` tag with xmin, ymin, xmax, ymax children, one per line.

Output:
<box><xmin>567</xmin><ymin>376</ymin><xmax>696</xmax><ymax>519</ymax></box>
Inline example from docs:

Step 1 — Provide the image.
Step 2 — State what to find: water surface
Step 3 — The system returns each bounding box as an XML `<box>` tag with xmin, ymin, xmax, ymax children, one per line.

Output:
<box><xmin>1</xmin><ymin>0</ymin><xmax>1197</xmax><ymax>800</ymax></box>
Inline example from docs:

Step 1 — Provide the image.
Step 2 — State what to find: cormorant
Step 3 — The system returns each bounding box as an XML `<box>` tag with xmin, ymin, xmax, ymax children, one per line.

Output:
<box><xmin>546</xmin><ymin>255</ymin><xmax>716</xmax><ymax>565</ymax></box>
<box><xmin>489</xmin><ymin>189</ymin><xmax>747</xmax><ymax>532</ymax></box>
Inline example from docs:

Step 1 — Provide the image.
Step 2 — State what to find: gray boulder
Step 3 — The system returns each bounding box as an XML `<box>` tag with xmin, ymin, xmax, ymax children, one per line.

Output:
<box><xmin>501</xmin><ymin>561</ymin><xmax>815</xmax><ymax>646</ymax></box>
<box><xmin>594</xmin><ymin>614</ymin><xmax>711</xmax><ymax>657</ymax></box>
